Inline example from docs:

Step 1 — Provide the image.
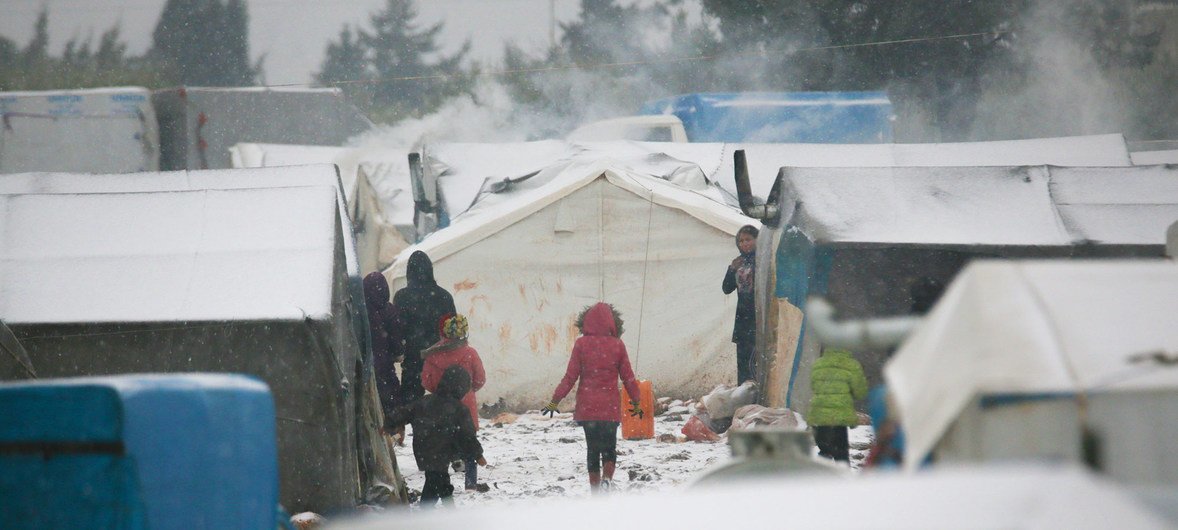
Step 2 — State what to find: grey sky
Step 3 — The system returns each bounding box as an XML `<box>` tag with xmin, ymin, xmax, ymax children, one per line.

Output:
<box><xmin>0</xmin><ymin>0</ymin><xmax>583</xmax><ymax>86</ymax></box>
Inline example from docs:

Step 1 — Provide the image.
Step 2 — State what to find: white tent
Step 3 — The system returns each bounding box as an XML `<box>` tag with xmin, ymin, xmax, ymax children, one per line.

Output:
<box><xmin>385</xmin><ymin>159</ymin><xmax>756</xmax><ymax>408</ymax></box>
<box><xmin>760</xmin><ymin>164</ymin><xmax>1178</xmax><ymax>412</ymax></box>
<box><xmin>335</xmin><ymin>466</ymin><xmax>1172</xmax><ymax>530</ymax></box>
<box><xmin>0</xmin><ymin>87</ymin><xmax>159</xmax><ymax>174</ymax></box>
<box><xmin>230</xmin><ymin>143</ymin><xmax>412</xmax><ymax>272</ymax></box>
<box><xmin>0</xmin><ymin>166</ymin><xmax>402</xmax><ymax>512</ymax></box>
<box><xmin>886</xmin><ymin>260</ymin><xmax>1178</xmax><ymax>485</ymax></box>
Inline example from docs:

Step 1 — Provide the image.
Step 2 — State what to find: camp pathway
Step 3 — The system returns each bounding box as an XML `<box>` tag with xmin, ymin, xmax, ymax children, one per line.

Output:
<box><xmin>394</xmin><ymin>410</ymin><xmax>873</xmax><ymax>508</ymax></box>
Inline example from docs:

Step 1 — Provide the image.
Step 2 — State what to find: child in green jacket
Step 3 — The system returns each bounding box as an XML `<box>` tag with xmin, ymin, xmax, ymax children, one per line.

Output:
<box><xmin>807</xmin><ymin>348</ymin><xmax>868</xmax><ymax>463</ymax></box>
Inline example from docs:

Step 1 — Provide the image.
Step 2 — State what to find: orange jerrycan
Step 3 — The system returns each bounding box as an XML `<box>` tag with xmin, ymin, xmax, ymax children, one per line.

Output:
<box><xmin>621</xmin><ymin>379</ymin><xmax>655</xmax><ymax>440</ymax></box>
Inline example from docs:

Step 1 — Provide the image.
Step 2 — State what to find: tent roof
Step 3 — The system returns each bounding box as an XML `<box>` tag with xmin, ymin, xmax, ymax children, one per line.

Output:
<box><xmin>886</xmin><ymin>259</ymin><xmax>1178</xmax><ymax>470</ymax></box>
<box><xmin>0</xmin><ymin>185</ymin><xmax>340</xmax><ymax>324</ymax></box>
<box><xmin>777</xmin><ymin>165</ymin><xmax>1178</xmax><ymax>248</ymax></box>
<box><xmin>1130</xmin><ymin>150</ymin><xmax>1178</xmax><ymax>165</ymax></box>
<box><xmin>385</xmin><ymin>159</ymin><xmax>753</xmax><ymax>280</ymax></box>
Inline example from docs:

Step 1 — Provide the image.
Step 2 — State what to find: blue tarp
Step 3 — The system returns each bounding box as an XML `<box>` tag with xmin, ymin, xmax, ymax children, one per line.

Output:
<box><xmin>640</xmin><ymin>91</ymin><xmax>894</xmax><ymax>143</ymax></box>
<box><xmin>0</xmin><ymin>374</ymin><xmax>278</xmax><ymax>530</ymax></box>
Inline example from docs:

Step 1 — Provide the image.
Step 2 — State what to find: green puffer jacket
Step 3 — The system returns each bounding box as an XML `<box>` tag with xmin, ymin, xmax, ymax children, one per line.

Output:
<box><xmin>806</xmin><ymin>349</ymin><xmax>868</xmax><ymax>427</ymax></box>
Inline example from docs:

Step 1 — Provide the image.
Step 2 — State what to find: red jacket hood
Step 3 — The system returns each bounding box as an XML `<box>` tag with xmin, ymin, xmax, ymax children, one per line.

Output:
<box><xmin>582</xmin><ymin>303</ymin><xmax>617</xmax><ymax>337</ymax></box>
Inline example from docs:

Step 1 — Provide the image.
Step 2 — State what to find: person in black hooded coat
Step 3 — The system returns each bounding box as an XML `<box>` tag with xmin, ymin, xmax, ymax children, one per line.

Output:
<box><xmin>363</xmin><ymin>271</ymin><xmax>403</xmax><ymax>418</ymax></box>
<box><xmin>393</xmin><ymin>251</ymin><xmax>457</xmax><ymax>404</ymax></box>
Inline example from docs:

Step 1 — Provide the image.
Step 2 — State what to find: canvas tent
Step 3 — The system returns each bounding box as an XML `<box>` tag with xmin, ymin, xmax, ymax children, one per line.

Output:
<box><xmin>1130</xmin><ymin>149</ymin><xmax>1178</xmax><ymax>165</ymax></box>
<box><xmin>0</xmin><ymin>166</ymin><xmax>401</xmax><ymax>513</ymax></box>
<box><xmin>152</xmin><ymin>87</ymin><xmax>372</xmax><ymax>171</ymax></box>
<box><xmin>757</xmin><ymin>164</ymin><xmax>1178</xmax><ymax>413</ymax></box>
<box><xmin>886</xmin><ymin>260</ymin><xmax>1178</xmax><ymax>486</ymax></box>
<box><xmin>230</xmin><ymin>142</ymin><xmax>412</xmax><ymax>272</ymax></box>
<box><xmin>0</xmin><ymin>87</ymin><xmax>159</xmax><ymax>174</ymax></box>
<box><xmin>385</xmin><ymin>158</ymin><xmax>755</xmax><ymax>408</ymax></box>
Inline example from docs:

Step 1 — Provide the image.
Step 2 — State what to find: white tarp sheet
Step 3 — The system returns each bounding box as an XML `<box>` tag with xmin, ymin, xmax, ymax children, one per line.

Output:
<box><xmin>886</xmin><ymin>260</ymin><xmax>1178</xmax><ymax>470</ymax></box>
<box><xmin>385</xmin><ymin>160</ymin><xmax>755</xmax><ymax>406</ymax></box>
<box><xmin>0</xmin><ymin>185</ymin><xmax>339</xmax><ymax>323</ymax></box>
<box><xmin>776</xmin><ymin>165</ymin><xmax>1178</xmax><ymax>248</ymax></box>
<box><xmin>0</xmin><ymin>87</ymin><xmax>159</xmax><ymax>174</ymax></box>
<box><xmin>1131</xmin><ymin>150</ymin><xmax>1178</xmax><ymax>165</ymax></box>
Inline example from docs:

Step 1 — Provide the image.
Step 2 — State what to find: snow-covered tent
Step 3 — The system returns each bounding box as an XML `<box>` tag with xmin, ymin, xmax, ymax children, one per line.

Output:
<box><xmin>0</xmin><ymin>87</ymin><xmax>159</xmax><ymax>174</ymax></box>
<box><xmin>152</xmin><ymin>87</ymin><xmax>372</xmax><ymax>171</ymax></box>
<box><xmin>385</xmin><ymin>158</ymin><xmax>755</xmax><ymax>408</ymax></box>
<box><xmin>0</xmin><ymin>166</ymin><xmax>401</xmax><ymax>513</ymax></box>
<box><xmin>887</xmin><ymin>260</ymin><xmax>1178</xmax><ymax>486</ymax></box>
<box><xmin>759</xmin><ymin>165</ymin><xmax>1178</xmax><ymax>413</ymax></box>
<box><xmin>335</xmin><ymin>466</ymin><xmax>1172</xmax><ymax>530</ymax></box>
<box><xmin>230</xmin><ymin>142</ymin><xmax>412</xmax><ymax>272</ymax></box>
<box><xmin>1131</xmin><ymin>149</ymin><xmax>1178</xmax><ymax>165</ymax></box>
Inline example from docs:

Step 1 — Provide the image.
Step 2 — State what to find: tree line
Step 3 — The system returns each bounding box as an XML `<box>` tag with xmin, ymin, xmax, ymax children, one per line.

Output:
<box><xmin>4</xmin><ymin>0</ymin><xmax>1177</xmax><ymax>142</ymax></box>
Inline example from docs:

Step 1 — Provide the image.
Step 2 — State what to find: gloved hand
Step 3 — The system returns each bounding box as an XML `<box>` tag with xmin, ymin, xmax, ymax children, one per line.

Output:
<box><xmin>628</xmin><ymin>400</ymin><xmax>644</xmax><ymax>419</ymax></box>
<box><xmin>541</xmin><ymin>401</ymin><xmax>559</xmax><ymax>417</ymax></box>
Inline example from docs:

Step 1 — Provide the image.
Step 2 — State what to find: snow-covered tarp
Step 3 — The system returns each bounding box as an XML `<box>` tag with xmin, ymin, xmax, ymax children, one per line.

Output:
<box><xmin>385</xmin><ymin>159</ymin><xmax>755</xmax><ymax>407</ymax></box>
<box><xmin>0</xmin><ymin>186</ymin><xmax>337</xmax><ymax>322</ymax></box>
<box><xmin>230</xmin><ymin>143</ymin><xmax>413</xmax><ymax>271</ymax></box>
<box><xmin>886</xmin><ymin>260</ymin><xmax>1178</xmax><ymax>473</ymax></box>
<box><xmin>777</xmin><ymin>164</ymin><xmax>1178</xmax><ymax>248</ymax></box>
<box><xmin>1130</xmin><ymin>149</ymin><xmax>1178</xmax><ymax>165</ymax></box>
<box><xmin>0</xmin><ymin>87</ymin><xmax>159</xmax><ymax>174</ymax></box>
<box><xmin>334</xmin><ymin>465</ymin><xmax>1171</xmax><ymax>530</ymax></box>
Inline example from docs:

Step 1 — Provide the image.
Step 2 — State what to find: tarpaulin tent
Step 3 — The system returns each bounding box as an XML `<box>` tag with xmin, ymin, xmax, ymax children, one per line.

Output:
<box><xmin>0</xmin><ymin>166</ymin><xmax>401</xmax><ymax>513</ymax></box>
<box><xmin>152</xmin><ymin>87</ymin><xmax>371</xmax><ymax>171</ymax></box>
<box><xmin>1130</xmin><ymin>149</ymin><xmax>1178</xmax><ymax>165</ymax></box>
<box><xmin>758</xmin><ymin>165</ymin><xmax>1178</xmax><ymax>413</ymax></box>
<box><xmin>886</xmin><ymin>260</ymin><xmax>1178</xmax><ymax>486</ymax></box>
<box><xmin>230</xmin><ymin>143</ymin><xmax>412</xmax><ymax>272</ymax></box>
<box><xmin>384</xmin><ymin>158</ymin><xmax>755</xmax><ymax>408</ymax></box>
<box><xmin>0</xmin><ymin>87</ymin><xmax>159</xmax><ymax>174</ymax></box>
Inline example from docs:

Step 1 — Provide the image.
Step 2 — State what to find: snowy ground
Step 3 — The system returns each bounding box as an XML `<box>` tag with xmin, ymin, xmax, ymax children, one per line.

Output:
<box><xmin>392</xmin><ymin>407</ymin><xmax>873</xmax><ymax>509</ymax></box>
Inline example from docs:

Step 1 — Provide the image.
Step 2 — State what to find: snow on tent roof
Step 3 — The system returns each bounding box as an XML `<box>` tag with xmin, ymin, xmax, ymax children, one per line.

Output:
<box><xmin>1131</xmin><ymin>150</ymin><xmax>1178</xmax><ymax>165</ymax></box>
<box><xmin>886</xmin><ymin>260</ymin><xmax>1178</xmax><ymax>471</ymax></box>
<box><xmin>386</xmin><ymin>159</ymin><xmax>753</xmax><ymax>278</ymax></box>
<box><xmin>0</xmin><ymin>185</ymin><xmax>339</xmax><ymax>323</ymax></box>
<box><xmin>778</xmin><ymin>165</ymin><xmax>1072</xmax><ymax>247</ymax></box>
<box><xmin>643</xmin><ymin>133</ymin><xmax>1132</xmax><ymax>197</ymax></box>
<box><xmin>776</xmin><ymin>164</ymin><xmax>1178</xmax><ymax>248</ymax></box>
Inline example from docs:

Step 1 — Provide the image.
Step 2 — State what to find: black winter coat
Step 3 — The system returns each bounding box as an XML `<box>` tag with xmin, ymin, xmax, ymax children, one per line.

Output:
<box><xmin>385</xmin><ymin>366</ymin><xmax>482</xmax><ymax>473</ymax></box>
<box><xmin>393</xmin><ymin>251</ymin><xmax>456</xmax><ymax>398</ymax></box>
<box><xmin>722</xmin><ymin>252</ymin><xmax>756</xmax><ymax>344</ymax></box>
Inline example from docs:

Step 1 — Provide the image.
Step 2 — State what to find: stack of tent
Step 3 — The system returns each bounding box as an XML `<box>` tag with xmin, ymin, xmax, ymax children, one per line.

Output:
<box><xmin>887</xmin><ymin>259</ymin><xmax>1178</xmax><ymax>489</ymax></box>
<box><xmin>385</xmin><ymin>156</ymin><xmax>755</xmax><ymax>408</ymax></box>
<box><xmin>0</xmin><ymin>165</ymin><xmax>400</xmax><ymax>513</ymax></box>
<box><xmin>755</xmin><ymin>164</ymin><xmax>1178</xmax><ymax>412</ymax></box>
<box><xmin>231</xmin><ymin>142</ymin><xmax>412</xmax><ymax>272</ymax></box>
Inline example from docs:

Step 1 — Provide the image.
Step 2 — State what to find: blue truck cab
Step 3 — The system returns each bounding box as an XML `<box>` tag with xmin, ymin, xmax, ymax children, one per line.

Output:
<box><xmin>0</xmin><ymin>374</ymin><xmax>281</xmax><ymax>529</ymax></box>
<box><xmin>640</xmin><ymin>91</ymin><xmax>894</xmax><ymax>143</ymax></box>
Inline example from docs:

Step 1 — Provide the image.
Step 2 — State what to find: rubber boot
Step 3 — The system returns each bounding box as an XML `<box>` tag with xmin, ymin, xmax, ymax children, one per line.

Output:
<box><xmin>588</xmin><ymin>471</ymin><xmax>602</xmax><ymax>494</ymax></box>
<box><xmin>601</xmin><ymin>460</ymin><xmax>616</xmax><ymax>492</ymax></box>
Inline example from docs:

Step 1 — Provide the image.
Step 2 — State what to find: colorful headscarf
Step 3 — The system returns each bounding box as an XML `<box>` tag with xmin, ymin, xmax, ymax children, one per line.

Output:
<box><xmin>440</xmin><ymin>314</ymin><xmax>469</xmax><ymax>341</ymax></box>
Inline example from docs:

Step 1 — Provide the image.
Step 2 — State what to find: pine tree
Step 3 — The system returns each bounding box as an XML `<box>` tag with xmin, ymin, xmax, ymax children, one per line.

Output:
<box><xmin>149</xmin><ymin>0</ymin><xmax>257</xmax><ymax>86</ymax></box>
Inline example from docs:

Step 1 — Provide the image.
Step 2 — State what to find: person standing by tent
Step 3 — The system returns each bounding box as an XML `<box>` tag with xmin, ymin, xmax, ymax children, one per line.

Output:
<box><xmin>393</xmin><ymin>251</ymin><xmax>456</xmax><ymax>405</ymax></box>
<box><xmin>364</xmin><ymin>272</ymin><xmax>404</xmax><ymax>419</ymax></box>
<box><xmin>722</xmin><ymin>224</ymin><xmax>759</xmax><ymax>384</ymax></box>
<box><xmin>808</xmin><ymin>348</ymin><xmax>868</xmax><ymax>464</ymax></box>
<box><xmin>542</xmin><ymin>302</ymin><xmax>644</xmax><ymax>493</ymax></box>
<box><xmin>384</xmin><ymin>365</ymin><xmax>485</xmax><ymax>507</ymax></box>
<box><xmin>422</xmin><ymin>313</ymin><xmax>489</xmax><ymax>493</ymax></box>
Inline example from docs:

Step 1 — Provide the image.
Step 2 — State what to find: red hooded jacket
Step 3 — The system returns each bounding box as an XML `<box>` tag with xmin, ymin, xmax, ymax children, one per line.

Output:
<box><xmin>421</xmin><ymin>339</ymin><xmax>486</xmax><ymax>430</ymax></box>
<box><xmin>551</xmin><ymin>303</ymin><xmax>641</xmax><ymax>422</ymax></box>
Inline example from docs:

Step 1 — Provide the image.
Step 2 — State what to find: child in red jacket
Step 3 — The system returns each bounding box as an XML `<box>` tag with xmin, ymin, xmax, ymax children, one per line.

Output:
<box><xmin>422</xmin><ymin>313</ymin><xmax>488</xmax><ymax>492</ymax></box>
<box><xmin>543</xmin><ymin>303</ymin><xmax>643</xmax><ymax>493</ymax></box>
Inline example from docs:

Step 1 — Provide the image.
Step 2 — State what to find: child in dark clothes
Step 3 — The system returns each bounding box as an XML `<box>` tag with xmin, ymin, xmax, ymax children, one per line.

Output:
<box><xmin>385</xmin><ymin>365</ymin><xmax>486</xmax><ymax>506</ymax></box>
